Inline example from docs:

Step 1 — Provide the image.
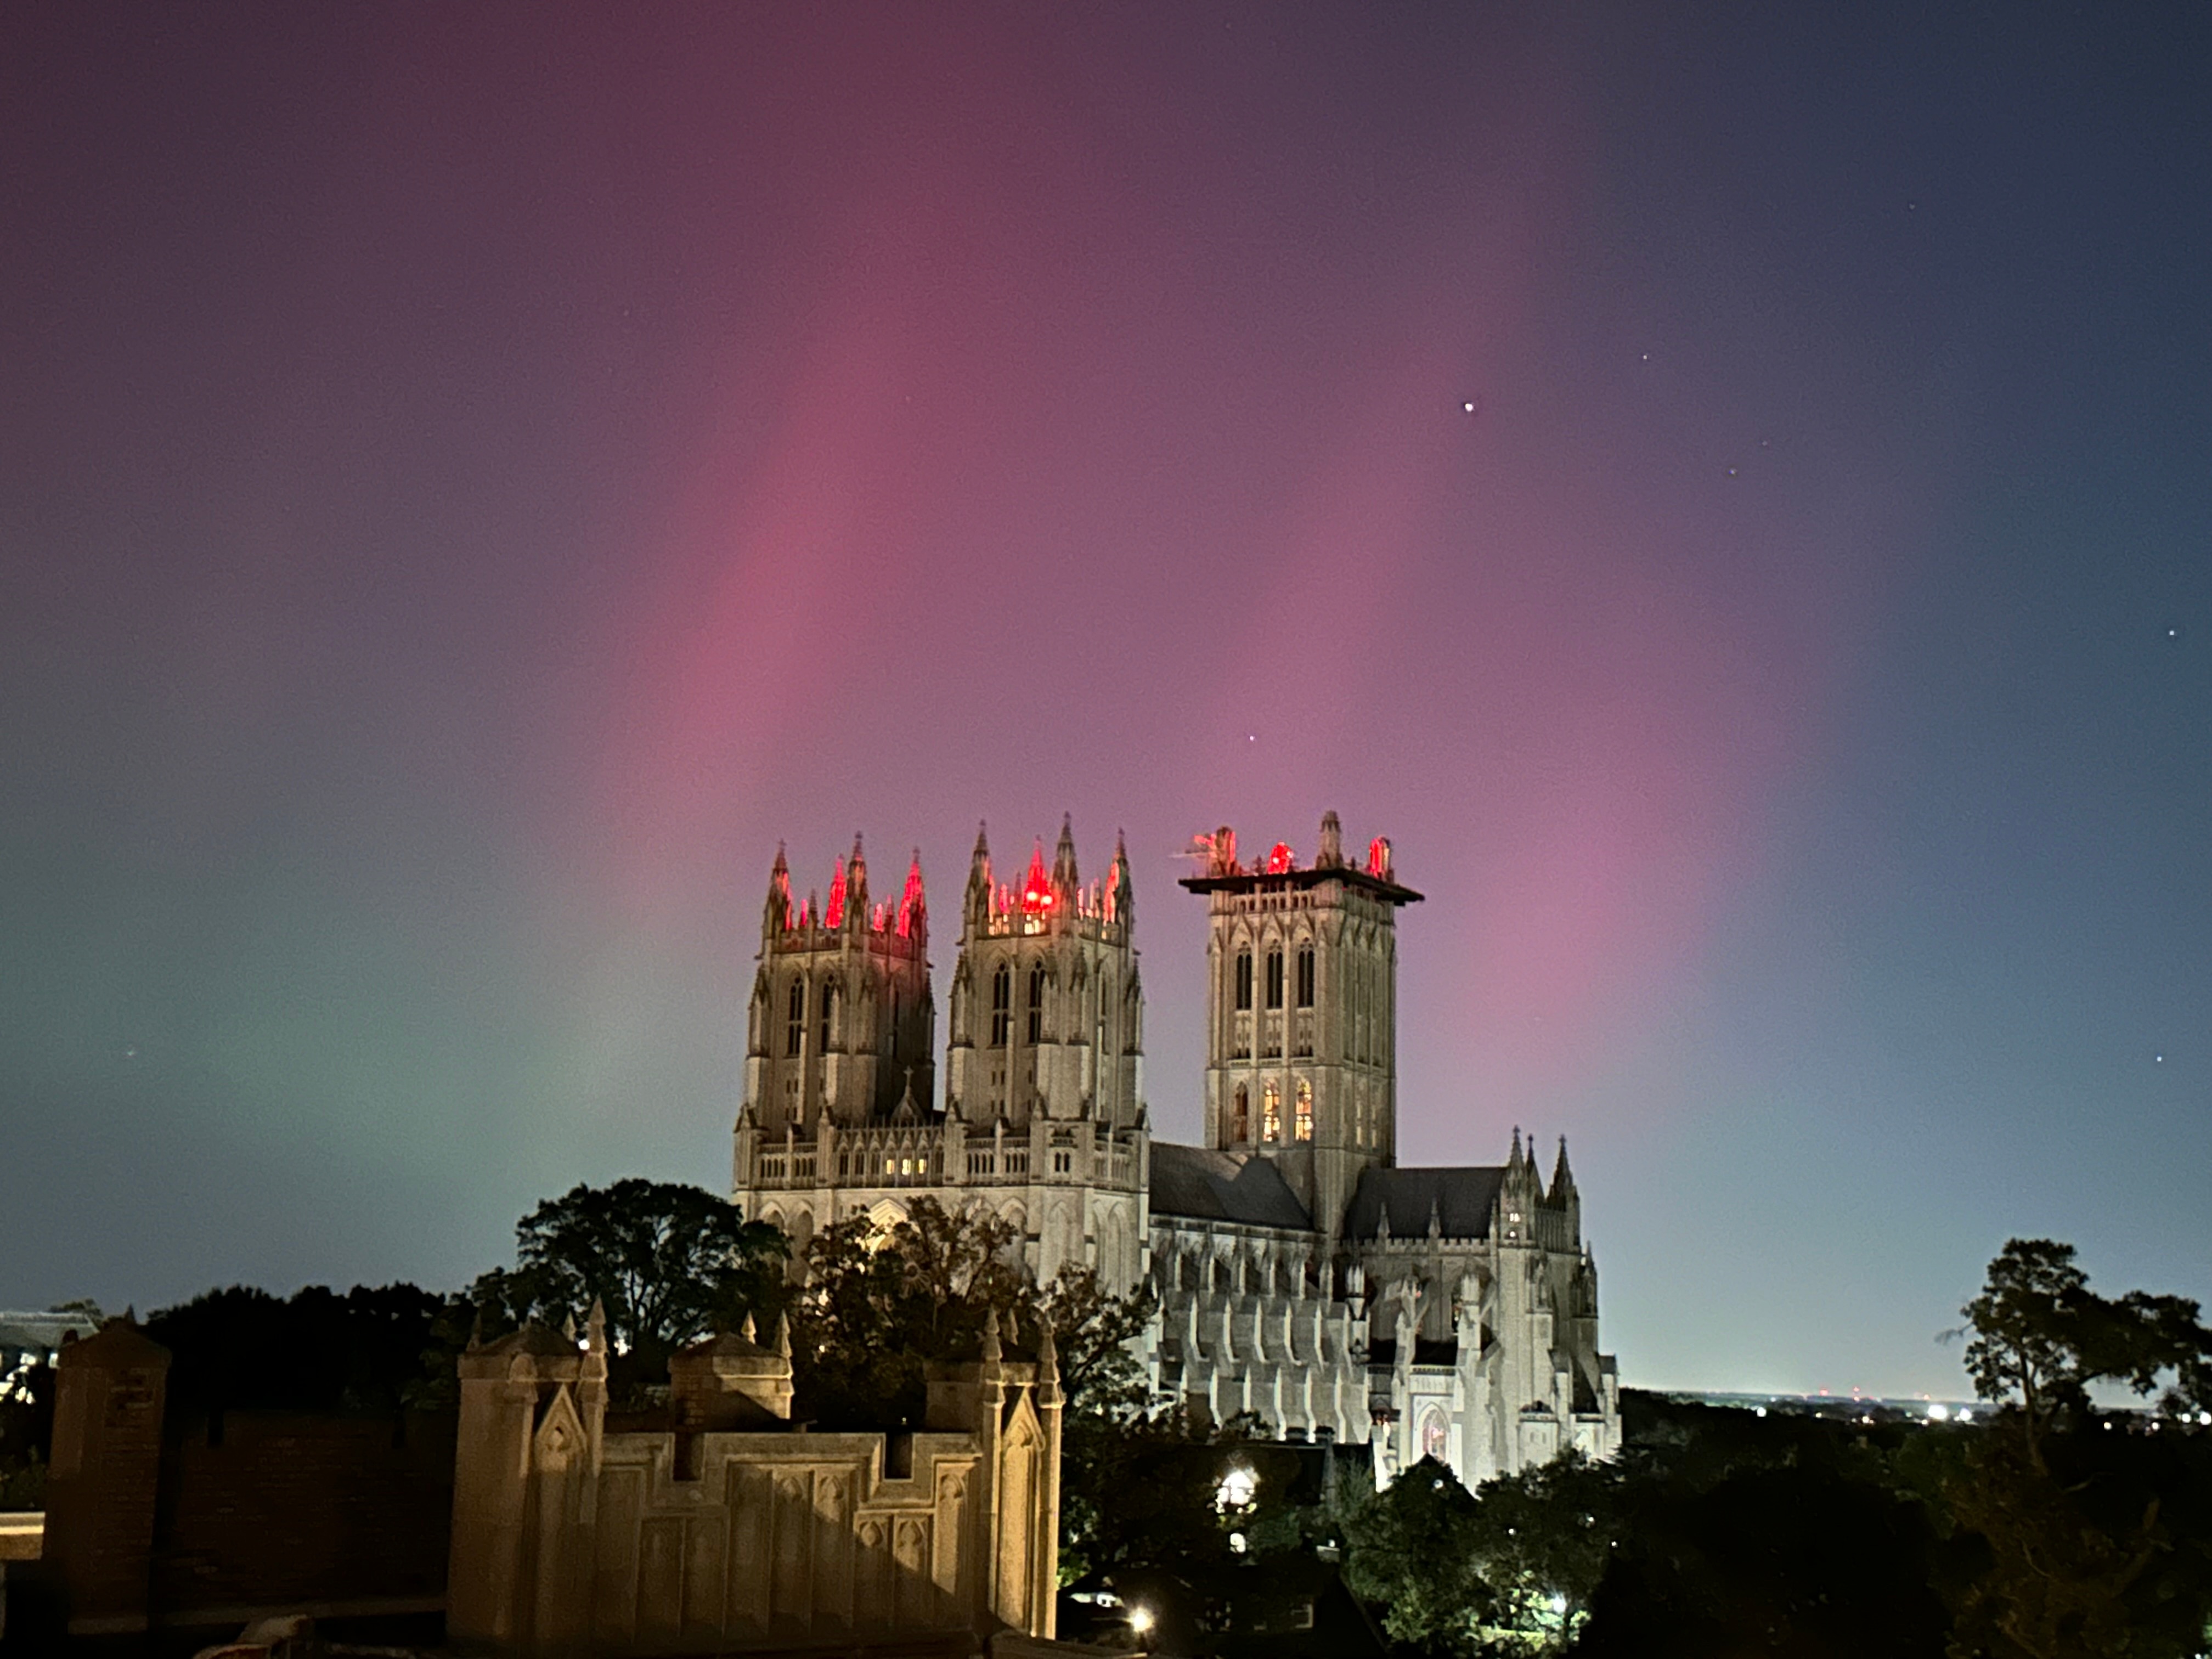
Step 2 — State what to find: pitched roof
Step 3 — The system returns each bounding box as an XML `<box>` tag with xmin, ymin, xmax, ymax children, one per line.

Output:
<box><xmin>1341</xmin><ymin>1166</ymin><xmax>1505</xmax><ymax>1242</ymax></box>
<box><xmin>1149</xmin><ymin>1143</ymin><xmax>1314</xmax><ymax>1231</ymax></box>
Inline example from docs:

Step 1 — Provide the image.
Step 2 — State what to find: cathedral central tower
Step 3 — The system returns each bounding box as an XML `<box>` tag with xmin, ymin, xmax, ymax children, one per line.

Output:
<box><xmin>1180</xmin><ymin>811</ymin><xmax>1420</xmax><ymax>1242</ymax></box>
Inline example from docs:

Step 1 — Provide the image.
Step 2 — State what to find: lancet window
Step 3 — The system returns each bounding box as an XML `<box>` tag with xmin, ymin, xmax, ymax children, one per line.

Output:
<box><xmin>1262</xmin><ymin>1080</ymin><xmax>1281</xmax><ymax>1142</ymax></box>
<box><xmin>786</xmin><ymin>980</ymin><xmax>805</xmax><ymax>1056</ymax></box>
<box><xmin>1294</xmin><ymin>1079</ymin><xmax>1313</xmax><ymax>1142</ymax></box>
<box><xmin>991</xmin><ymin>964</ymin><xmax>1011</xmax><ymax>1047</ymax></box>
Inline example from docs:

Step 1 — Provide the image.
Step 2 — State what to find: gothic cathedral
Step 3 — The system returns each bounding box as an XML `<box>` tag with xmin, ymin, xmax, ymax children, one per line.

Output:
<box><xmin>733</xmin><ymin>814</ymin><xmax>1621</xmax><ymax>1488</ymax></box>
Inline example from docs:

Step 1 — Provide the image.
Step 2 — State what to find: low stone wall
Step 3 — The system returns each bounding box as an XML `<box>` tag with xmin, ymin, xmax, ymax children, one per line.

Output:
<box><xmin>0</xmin><ymin>1514</ymin><xmax>41</xmax><ymax>1562</ymax></box>
<box><xmin>151</xmin><ymin>1409</ymin><xmax>453</xmax><ymax>1620</ymax></box>
<box><xmin>40</xmin><ymin>1323</ymin><xmax>453</xmax><ymax>1635</ymax></box>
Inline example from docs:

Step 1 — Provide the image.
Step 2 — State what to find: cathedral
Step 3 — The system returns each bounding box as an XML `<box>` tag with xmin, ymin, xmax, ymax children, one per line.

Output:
<box><xmin>732</xmin><ymin>814</ymin><xmax>1620</xmax><ymax>1489</ymax></box>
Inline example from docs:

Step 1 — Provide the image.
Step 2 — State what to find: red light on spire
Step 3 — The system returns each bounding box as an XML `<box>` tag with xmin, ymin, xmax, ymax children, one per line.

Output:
<box><xmin>1265</xmin><ymin>842</ymin><xmax>1295</xmax><ymax>874</ymax></box>
<box><xmin>898</xmin><ymin>853</ymin><xmax>924</xmax><ymax>938</ymax></box>
<box><xmin>1367</xmin><ymin>837</ymin><xmax>1392</xmax><ymax>879</ymax></box>
<box><xmin>1020</xmin><ymin>841</ymin><xmax>1054</xmax><ymax>913</ymax></box>
<box><xmin>825</xmin><ymin>857</ymin><xmax>847</xmax><ymax>929</ymax></box>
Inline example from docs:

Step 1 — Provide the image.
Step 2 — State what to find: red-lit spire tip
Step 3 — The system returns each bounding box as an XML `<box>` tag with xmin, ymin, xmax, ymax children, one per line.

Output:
<box><xmin>898</xmin><ymin>850</ymin><xmax>925</xmax><ymax>938</ymax></box>
<box><xmin>1020</xmin><ymin>839</ymin><xmax>1054</xmax><ymax>913</ymax></box>
<box><xmin>825</xmin><ymin>856</ymin><xmax>848</xmax><ymax>929</ymax></box>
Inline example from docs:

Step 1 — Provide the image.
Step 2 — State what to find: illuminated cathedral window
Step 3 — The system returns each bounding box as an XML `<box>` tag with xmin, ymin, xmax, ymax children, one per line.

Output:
<box><xmin>1265</xmin><ymin>949</ymin><xmax>1284</xmax><ymax>1009</ymax></box>
<box><xmin>1294</xmin><ymin>1079</ymin><xmax>1312</xmax><ymax>1142</ymax></box>
<box><xmin>1027</xmin><ymin>964</ymin><xmax>1045</xmax><ymax>1043</ymax></box>
<box><xmin>1232</xmin><ymin>1085</ymin><xmax>1249</xmax><ymax>1142</ymax></box>
<box><xmin>786</xmin><ymin>980</ymin><xmax>804</xmax><ymax>1056</ymax></box>
<box><xmin>1295</xmin><ymin>946</ymin><xmax>1314</xmax><ymax>1008</ymax></box>
<box><xmin>990</xmin><ymin>964</ymin><xmax>1011</xmax><ymax>1047</ymax></box>
<box><xmin>1234</xmin><ymin>950</ymin><xmax>1253</xmax><ymax>1012</ymax></box>
<box><xmin>1262</xmin><ymin>1080</ymin><xmax>1281</xmax><ymax>1142</ymax></box>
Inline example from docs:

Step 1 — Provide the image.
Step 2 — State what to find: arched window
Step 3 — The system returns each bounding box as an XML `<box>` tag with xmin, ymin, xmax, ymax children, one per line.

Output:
<box><xmin>1262</xmin><ymin>1080</ymin><xmax>1281</xmax><ymax>1142</ymax></box>
<box><xmin>818</xmin><ymin>980</ymin><xmax>836</xmax><ymax>1054</ymax></box>
<box><xmin>1232</xmin><ymin>1085</ymin><xmax>1250</xmax><ymax>1143</ymax></box>
<box><xmin>990</xmin><ymin>964</ymin><xmax>1011</xmax><ymax>1047</ymax></box>
<box><xmin>1265</xmin><ymin>949</ymin><xmax>1285</xmax><ymax>1009</ymax></box>
<box><xmin>1027</xmin><ymin>964</ymin><xmax>1045</xmax><ymax>1043</ymax></box>
<box><xmin>1295</xmin><ymin>946</ymin><xmax>1315</xmax><ymax>1008</ymax></box>
<box><xmin>1294</xmin><ymin>1079</ymin><xmax>1313</xmax><ymax>1142</ymax></box>
<box><xmin>1234</xmin><ymin>950</ymin><xmax>1254</xmax><ymax>1012</ymax></box>
<box><xmin>786</xmin><ymin>979</ymin><xmax>805</xmax><ymax>1056</ymax></box>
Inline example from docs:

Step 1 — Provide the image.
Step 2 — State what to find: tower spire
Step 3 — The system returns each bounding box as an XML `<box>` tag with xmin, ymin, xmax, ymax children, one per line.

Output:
<box><xmin>899</xmin><ymin>848</ymin><xmax>926</xmax><ymax>940</ymax></box>
<box><xmin>1318</xmin><ymin>809</ymin><xmax>1345</xmax><ymax>869</ymax></box>
<box><xmin>966</xmin><ymin>822</ymin><xmax>992</xmax><ymax>925</ymax></box>
<box><xmin>845</xmin><ymin>833</ymin><xmax>869</xmax><ymax>928</ymax></box>
<box><xmin>764</xmin><ymin>843</ymin><xmax>793</xmax><ymax>935</ymax></box>
<box><xmin>1052</xmin><ymin>814</ymin><xmax>1079</xmax><ymax>897</ymax></box>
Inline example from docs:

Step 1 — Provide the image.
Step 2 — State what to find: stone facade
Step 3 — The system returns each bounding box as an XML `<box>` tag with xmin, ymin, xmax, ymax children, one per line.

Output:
<box><xmin>448</xmin><ymin>1306</ymin><xmax>1064</xmax><ymax>1654</ymax></box>
<box><xmin>736</xmin><ymin>824</ymin><xmax>1148</xmax><ymax>1295</ymax></box>
<box><xmin>733</xmin><ymin>816</ymin><xmax>1621</xmax><ymax>1492</ymax></box>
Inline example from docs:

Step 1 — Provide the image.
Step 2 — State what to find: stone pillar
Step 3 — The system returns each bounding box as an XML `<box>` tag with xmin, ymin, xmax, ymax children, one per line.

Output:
<box><xmin>45</xmin><ymin>1321</ymin><xmax>171</xmax><ymax>1636</ymax></box>
<box><xmin>1033</xmin><ymin>1328</ymin><xmax>1064</xmax><ymax>1640</ymax></box>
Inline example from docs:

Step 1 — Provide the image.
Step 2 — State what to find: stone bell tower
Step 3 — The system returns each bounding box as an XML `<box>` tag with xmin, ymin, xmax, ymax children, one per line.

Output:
<box><xmin>735</xmin><ymin>836</ymin><xmax>934</xmax><ymax>1138</ymax></box>
<box><xmin>943</xmin><ymin>817</ymin><xmax>1143</xmax><ymax>1131</ymax></box>
<box><xmin>1182</xmin><ymin>811</ymin><xmax>1420</xmax><ymax>1243</ymax></box>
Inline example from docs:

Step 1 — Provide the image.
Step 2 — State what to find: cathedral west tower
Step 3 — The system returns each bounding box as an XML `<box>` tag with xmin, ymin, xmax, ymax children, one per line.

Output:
<box><xmin>739</xmin><ymin>837</ymin><xmax>934</xmax><ymax>1131</ymax></box>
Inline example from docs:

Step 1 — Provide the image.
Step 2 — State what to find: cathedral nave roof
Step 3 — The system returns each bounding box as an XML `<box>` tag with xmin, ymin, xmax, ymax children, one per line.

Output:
<box><xmin>1148</xmin><ymin>1143</ymin><xmax>1315</xmax><ymax>1231</ymax></box>
<box><xmin>1342</xmin><ymin>1165</ymin><xmax>1508</xmax><ymax>1243</ymax></box>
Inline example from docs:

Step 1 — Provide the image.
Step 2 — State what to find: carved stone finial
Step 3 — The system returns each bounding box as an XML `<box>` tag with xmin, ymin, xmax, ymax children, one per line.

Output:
<box><xmin>1037</xmin><ymin>1320</ymin><xmax>1059</xmax><ymax>1383</ymax></box>
<box><xmin>773</xmin><ymin>1312</ymin><xmax>792</xmax><ymax>1361</ymax></box>
<box><xmin>741</xmin><ymin>1311</ymin><xmax>758</xmax><ymax>1344</ymax></box>
<box><xmin>586</xmin><ymin>1297</ymin><xmax>607</xmax><ymax>1355</ymax></box>
<box><xmin>981</xmin><ymin>1307</ymin><xmax>1003</xmax><ymax>1363</ymax></box>
<box><xmin>562</xmin><ymin>1311</ymin><xmax>578</xmax><ymax>1346</ymax></box>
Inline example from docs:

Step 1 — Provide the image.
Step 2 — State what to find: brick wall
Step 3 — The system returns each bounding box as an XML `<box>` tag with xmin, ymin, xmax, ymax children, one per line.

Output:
<box><xmin>150</xmin><ymin>1410</ymin><xmax>455</xmax><ymax>1618</ymax></box>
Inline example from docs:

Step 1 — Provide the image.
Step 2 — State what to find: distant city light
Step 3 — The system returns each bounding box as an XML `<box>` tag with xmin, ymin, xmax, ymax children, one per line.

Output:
<box><xmin>1216</xmin><ymin>1464</ymin><xmax>1257</xmax><ymax>1511</ymax></box>
<box><xmin>1129</xmin><ymin>1605</ymin><xmax>1155</xmax><ymax>1635</ymax></box>
<box><xmin>1927</xmin><ymin>1403</ymin><xmax>1949</xmax><ymax>1421</ymax></box>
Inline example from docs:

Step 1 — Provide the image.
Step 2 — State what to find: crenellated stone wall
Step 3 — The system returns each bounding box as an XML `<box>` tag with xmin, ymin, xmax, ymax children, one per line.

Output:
<box><xmin>447</xmin><ymin>1309</ymin><xmax>1064</xmax><ymax>1655</ymax></box>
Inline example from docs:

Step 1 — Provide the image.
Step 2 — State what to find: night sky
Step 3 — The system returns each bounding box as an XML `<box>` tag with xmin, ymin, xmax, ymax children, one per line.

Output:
<box><xmin>4</xmin><ymin>3</ymin><xmax>2207</xmax><ymax>1397</ymax></box>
